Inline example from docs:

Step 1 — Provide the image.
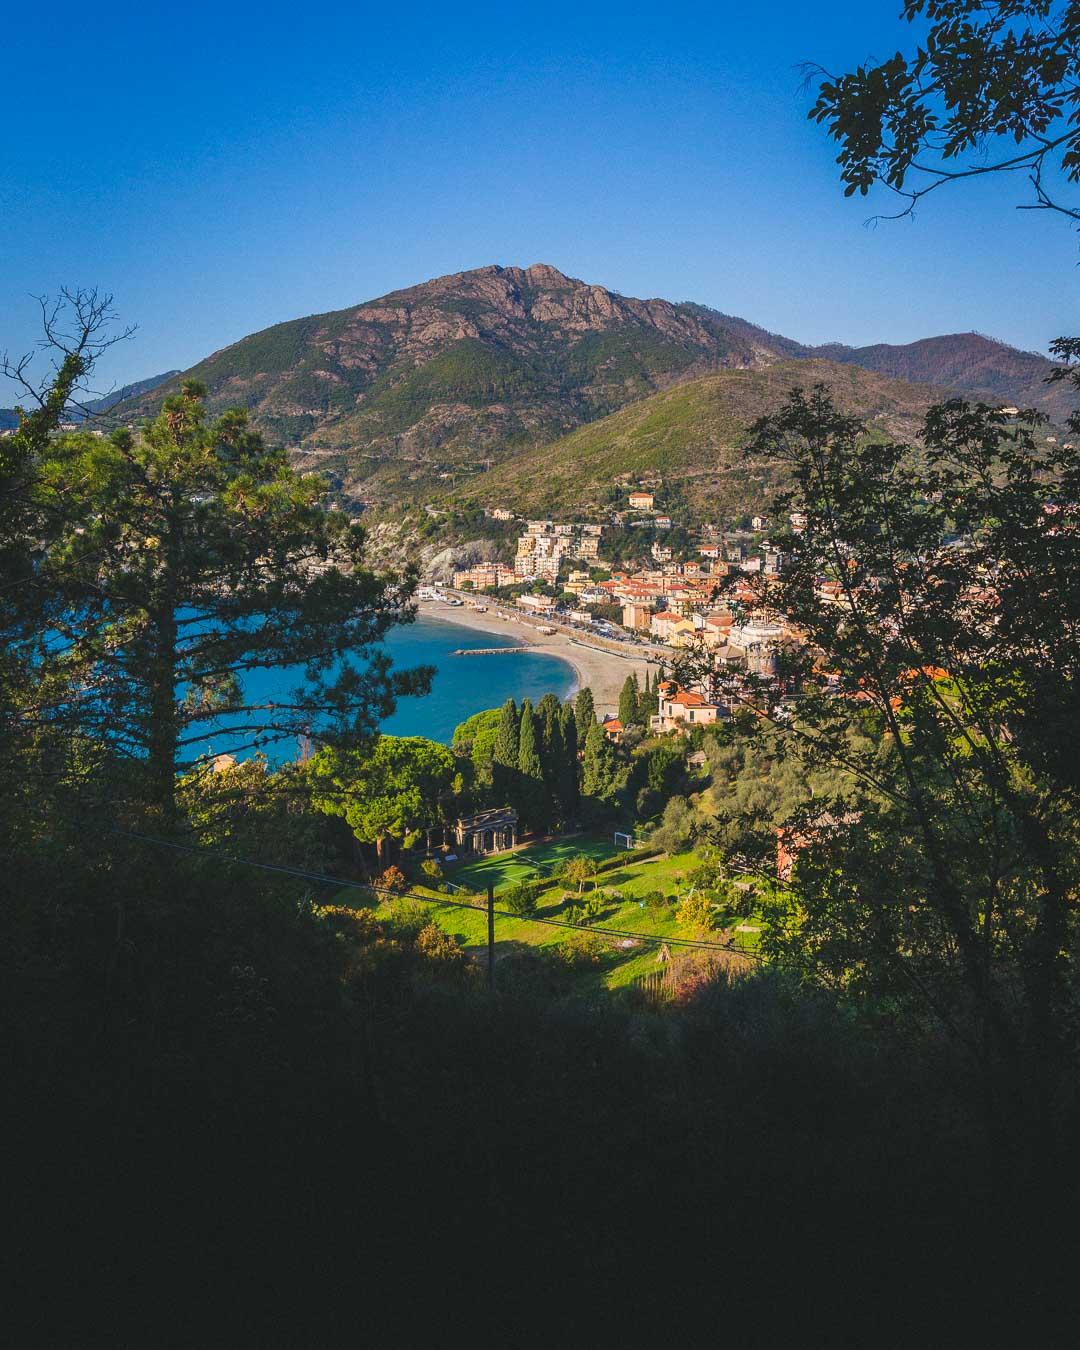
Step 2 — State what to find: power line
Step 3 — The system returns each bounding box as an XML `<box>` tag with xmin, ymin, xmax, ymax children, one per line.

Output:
<box><xmin>107</xmin><ymin>825</ymin><xmax>761</xmax><ymax>958</ymax></box>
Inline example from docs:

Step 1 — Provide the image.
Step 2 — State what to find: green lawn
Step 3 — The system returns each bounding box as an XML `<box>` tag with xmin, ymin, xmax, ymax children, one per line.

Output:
<box><xmin>334</xmin><ymin>838</ymin><xmax>762</xmax><ymax>993</ymax></box>
<box><xmin>448</xmin><ymin>835</ymin><xmax>619</xmax><ymax>894</ymax></box>
<box><xmin>386</xmin><ymin>843</ymin><xmax>719</xmax><ymax>991</ymax></box>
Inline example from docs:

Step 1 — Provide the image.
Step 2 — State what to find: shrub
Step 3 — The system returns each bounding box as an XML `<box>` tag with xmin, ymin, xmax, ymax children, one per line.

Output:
<box><xmin>595</xmin><ymin>846</ymin><xmax>659</xmax><ymax>874</ymax></box>
<box><xmin>555</xmin><ymin>931</ymin><xmax>606</xmax><ymax>967</ymax></box>
<box><xmin>415</xmin><ymin>922</ymin><xmax>470</xmax><ymax>975</ymax></box>
<box><xmin>420</xmin><ymin>858</ymin><xmax>442</xmax><ymax>882</ymax></box>
<box><xmin>582</xmin><ymin>891</ymin><xmax>609</xmax><ymax>922</ymax></box>
<box><xmin>504</xmin><ymin>882</ymin><xmax>540</xmax><ymax>917</ymax></box>
<box><xmin>387</xmin><ymin>897</ymin><xmax>428</xmax><ymax>937</ymax></box>
<box><xmin>676</xmin><ymin>893</ymin><xmax>715</xmax><ymax>934</ymax></box>
<box><xmin>564</xmin><ymin>900</ymin><xmax>586</xmax><ymax>926</ymax></box>
<box><xmin>376</xmin><ymin>864</ymin><xmax>408</xmax><ymax>893</ymax></box>
<box><xmin>642</xmin><ymin>890</ymin><xmax>670</xmax><ymax>917</ymax></box>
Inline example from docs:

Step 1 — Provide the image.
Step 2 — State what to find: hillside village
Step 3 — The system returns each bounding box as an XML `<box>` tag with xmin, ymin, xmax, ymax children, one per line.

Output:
<box><xmin>447</xmin><ymin>482</ymin><xmax>812</xmax><ymax>728</ymax></box>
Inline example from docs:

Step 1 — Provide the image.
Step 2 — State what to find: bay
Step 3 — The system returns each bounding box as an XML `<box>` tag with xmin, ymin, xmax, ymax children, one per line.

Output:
<box><xmin>204</xmin><ymin>614</ymin><xmax>577</xmax><ymax>762</ymax></box>
<box><xmin>380</xmin><ymin>615</ymin><xmax>577</xmax><ymax>742</ymax></box>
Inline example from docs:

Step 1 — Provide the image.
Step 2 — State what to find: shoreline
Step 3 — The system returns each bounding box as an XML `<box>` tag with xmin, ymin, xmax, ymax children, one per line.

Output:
<box><xmin>418</xmin><ymin>599</ymin><xmax>655</xmax><ymax>714</ymax></box>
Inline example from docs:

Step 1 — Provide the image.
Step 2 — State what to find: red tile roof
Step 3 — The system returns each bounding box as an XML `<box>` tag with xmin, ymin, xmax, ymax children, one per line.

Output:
<box><xmin>669</xmin><ymin>689</ymin><xmax>710</xmax><ymax>707</ymax></box>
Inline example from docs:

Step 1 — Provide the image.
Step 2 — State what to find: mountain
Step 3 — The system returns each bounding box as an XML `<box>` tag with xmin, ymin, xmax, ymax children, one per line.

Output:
<box><xmin>108</xmin><ymin>266</ymin><xmax>1072</xmax><ymax>508</ymax></box>
<box><xmin>0</xmin><ymin>370</ymin><xmax>178</xmax><ymax>432</ymax></box>
<box><xmin>112</xmin><ymin>265</ymin><xmax>801</xmax><ymax>499</ymax></box>
<box><xmin>453</xmin><ymin>359</ymin><xmax>949</xmax><ymax>519</ymax></box>
<box><xmin>810</xmin><ymin>333</ymin><xmax>1072</xmax><ymax>421</ymax></box>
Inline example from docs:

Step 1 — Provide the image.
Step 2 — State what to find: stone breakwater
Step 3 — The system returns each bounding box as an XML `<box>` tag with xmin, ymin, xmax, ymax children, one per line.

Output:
<box><xmin>451</xmin><ymin>645</ymin><xmax>538</xmax><ymax>656</ymax></box>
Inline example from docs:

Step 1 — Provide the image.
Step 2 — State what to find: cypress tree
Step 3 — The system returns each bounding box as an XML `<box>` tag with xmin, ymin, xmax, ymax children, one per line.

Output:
<box><xmin>574</xmin><ymin>686</ymin><xmax>596</xmax><ymax>748</ymax></box>
<box><xmin>537</xmin><ymin>692</ymin><xmax>562</xmax><ymax>772</ymax></box>
<box><xmin>618</xmin><ymin>674</ymin><xmax>640</xmax><ymax>728</ymax></box>
<box><xmin>493</xmin><ymin>697</ymin><xmax>519</xmax><ymax>768</ymax></box>
<box><xmin>558</xmin><ymin>702</ymin><xmax>580</xmax><ymax>821</ymax></box>
<box><xmin>582</xmin><ymin>721</ymin><xmax>613</xmax><ymax>800</ymax></box>
<box><xmin>638</xmin><ymin>668</ymin><xmax>659</xmax><ymax>726</ymax></box>
<box><xmin>544</xmin><ymin>708</ymin><xmax>566</xmax><ymax>818</ymax></box>
<box><xmin>517</xmin><ymin>699</ymin><xmax>547</xmax><ymax>831</ymax></box>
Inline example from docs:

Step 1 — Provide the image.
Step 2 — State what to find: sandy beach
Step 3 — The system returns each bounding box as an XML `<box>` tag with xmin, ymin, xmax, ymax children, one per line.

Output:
<box><xmin>419</xmin><ymin>598</ymin><xmax>658</xmax><ymax>714</ymax></box>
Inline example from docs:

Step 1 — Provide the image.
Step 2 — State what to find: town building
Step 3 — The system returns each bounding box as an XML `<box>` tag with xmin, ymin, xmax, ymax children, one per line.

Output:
<box><xmin>453</xmin><ymin>562</ymin><xmax>516</xmax><ymax>590</ymax></box>
<box><xmin>564</xmin><ymin>570</ymin><xmax>593</xmax><ymax>595</ymax></box>
<box><xmin>514</xmin><ymin>530</ymin><xmax>567</xmax><ymax>582</ymax></box>
<box><xmin>727</xmin><ymin>618</ymin><xmax>788</xmax><ymax>675</ymax></box>
<box><xmin>575</xmin><ymin>534</ymin><xmax>601</xmax><ymax>559</ymax></box>
<box><xmin>601</xmin><ymin>715</ymin><xmax>624</xmax><ymax>743</ymax></box>
<box><xmin>518</xmin><ymin>593</ymin><xmax>556</xmax><ymax>614</ymax></box>
<box><xmin>628</xmin><ymin>491</ymin><xmax>655</xmax><ymax>510</ymax></box>
<box><xmin>621</xmin><ymin>602</ymin><xmax>653</xmax><ymax>632</ymax></box>
<box><xmin>702</xmin><ymin>611</ymin><xmax>734</xmax><ymax>646</ymax></box>
<box><xmin>515</xmin><ymin>520</ymin><xmax>602</xmax><ymax>577</ymax></box>
<box><xmin>577</xmin><ymin>585</ymin><xmax>612</xmax><ymax>606</ymax></box>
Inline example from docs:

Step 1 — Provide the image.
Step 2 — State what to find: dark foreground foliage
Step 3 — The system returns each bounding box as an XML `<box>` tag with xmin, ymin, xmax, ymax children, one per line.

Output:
<box><xmin>6</xmin><ymin>831</ymin><xmax>1078</xmax><ymax>1344</ymax></box>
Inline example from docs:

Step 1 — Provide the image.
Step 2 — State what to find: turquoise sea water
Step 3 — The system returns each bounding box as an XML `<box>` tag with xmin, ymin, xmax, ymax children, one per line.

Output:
<box><xmin>380</xmin><ymin>615</ymin><xmax>577</xmax><ymax>741</ymax></box>
<box><xmin>206</xmin><ymin>615</ymin><xmax>577</xmax><ymax>762</ymax></box>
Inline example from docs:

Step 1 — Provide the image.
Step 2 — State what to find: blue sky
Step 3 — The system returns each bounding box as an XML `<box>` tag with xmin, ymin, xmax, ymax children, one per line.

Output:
<box><xmin>3</xmin><ymin>0</ymin><xmax>1077</xmax><ymax>391</ymax></box>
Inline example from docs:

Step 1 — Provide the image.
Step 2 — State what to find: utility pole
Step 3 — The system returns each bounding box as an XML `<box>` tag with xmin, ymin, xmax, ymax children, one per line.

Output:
<box><xmin>487</xmin><ymin>883</ymin><xmax>496</xmax><ymax>991</ymax></box>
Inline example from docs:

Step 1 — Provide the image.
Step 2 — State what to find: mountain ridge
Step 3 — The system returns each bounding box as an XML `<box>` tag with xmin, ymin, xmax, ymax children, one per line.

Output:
<box><xmin>104</xmin><ymin>265</ymin><xmax>1072</xmax><ymax>505</ymax></box>
<box><xmin>808</xmin><ymin>332</ymin><xmax>1071</xmax><ymax>418</ymax></box>
<box><xmin>116</xmin><ymin>263</ymin><xmax>793</xmax><ymax>498</ymax></box>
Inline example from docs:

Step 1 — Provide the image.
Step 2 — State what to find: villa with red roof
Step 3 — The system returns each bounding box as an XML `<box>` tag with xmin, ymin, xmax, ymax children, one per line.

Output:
<box><xmin>650</xmin><ymin>681</ymin><xmax>721</xmax><ymax>733</ymax></box>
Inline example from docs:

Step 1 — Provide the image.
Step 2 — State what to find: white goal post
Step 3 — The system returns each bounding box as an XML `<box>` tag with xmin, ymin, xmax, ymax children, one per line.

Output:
<box><xmin>613</xmin><ymin>831</ymin><xmax>635</xmax><ymax>849</ymax></box>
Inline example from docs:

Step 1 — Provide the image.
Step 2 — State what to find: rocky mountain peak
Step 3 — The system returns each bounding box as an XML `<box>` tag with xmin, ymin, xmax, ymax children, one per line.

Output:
<box><xmin>521</xmin><ymin>262</ymin><xmax>574</xmax><ymax>289</ymax></box>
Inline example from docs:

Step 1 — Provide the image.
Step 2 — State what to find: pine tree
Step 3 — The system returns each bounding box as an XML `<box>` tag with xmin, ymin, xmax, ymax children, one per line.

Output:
<box><xmin>18</xmin><ymin>378</ymin><xmax>423</xmax><ymax>823</ymax></box>
<box><xmin>618</xmin><ymin>674</ymin><xmax>640</xmax><ymax>728</ymax></box>
<box><xmin>574</xmin><ymin>686</ymin><xmax>596</xmax><ymax>749</ymax></box>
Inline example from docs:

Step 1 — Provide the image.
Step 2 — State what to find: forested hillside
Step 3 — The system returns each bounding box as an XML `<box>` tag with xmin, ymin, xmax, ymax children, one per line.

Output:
<box><xmin>450</xmin><ymin>358</ymin><xmax>946</xmax><ymax>517</ymax></box>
